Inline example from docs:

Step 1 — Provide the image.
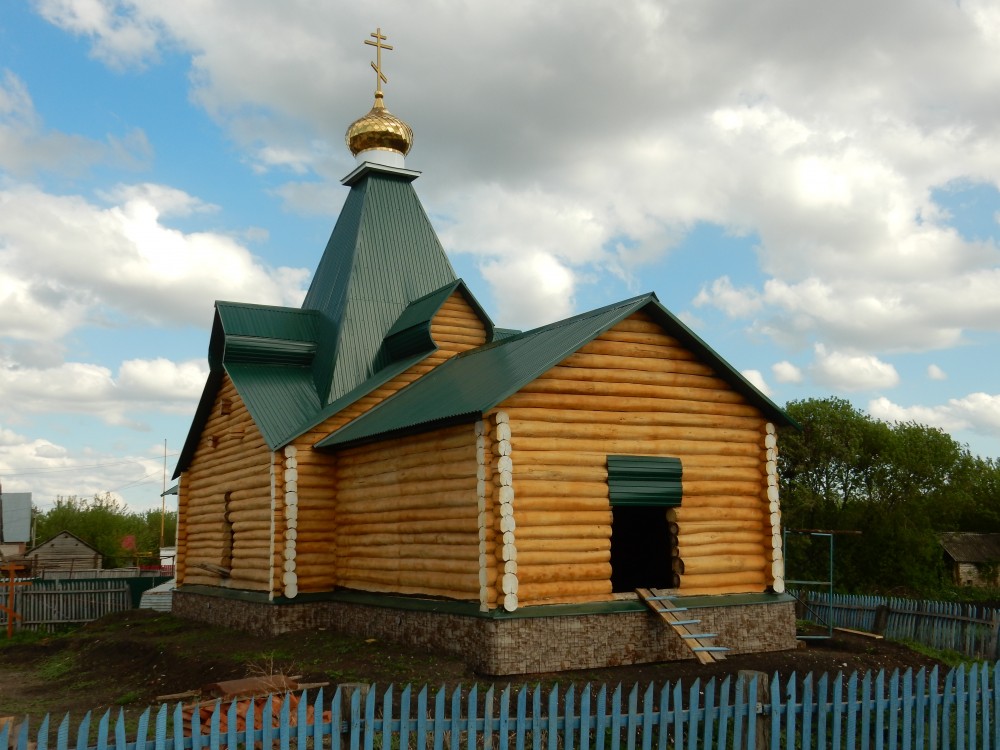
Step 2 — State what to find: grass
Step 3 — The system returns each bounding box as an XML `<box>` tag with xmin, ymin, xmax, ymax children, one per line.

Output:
<box><xmin>894</xmin><ymin>639</ymin><xmax>986</xmax><ymax>669</ymax></box>
<box><xmin>37</xmin><ymin>653</ymin><xmax>76</xmax><ymax>680</ymax></box>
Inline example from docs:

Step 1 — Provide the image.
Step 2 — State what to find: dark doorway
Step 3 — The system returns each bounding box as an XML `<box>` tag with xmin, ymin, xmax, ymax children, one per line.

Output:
<box><xmin>610</xmin><ymin>505</ymin><xmax>673</xmax><ymax>592</ymax></box>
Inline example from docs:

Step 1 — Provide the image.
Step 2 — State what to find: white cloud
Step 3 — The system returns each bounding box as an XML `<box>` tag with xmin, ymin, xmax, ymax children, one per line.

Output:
<box><xmin>0</xmin><ymin>427</ymin><xmax>168</xmax><ymax>511</ymax></box>
<box><xmin>31</xmin><ymin>1</ymin><xmax>1000</xmax><ymax>358</ymax></box>
<box><xmin>810</xmin><ymin>344</ymin><xmax>900</xmax><ymax>391</ymax></box>
<box><xmin>0</xmin><ymin>357</ymin><xmax>208</xmax><ymax>429</ymax></box>
<box><xmin>0</xmin><ymin>183</ymin><xmax>310</xmax><ymax>338</ymax></box>
<box><xmin>480</xmin><ymin>253</ymin><xmax>575</xmax><ymax>330</ymax></box>
<box><xmin>928</xmin><ymin>364</ymin><xmax>947</xmax><ymax>381</ymax></box>
<box><xmin>773</xmin><ymin>360</ymin><xmax>803</xmax><ymax>384</ymax></box>
<box><xmin>870</xmin><ymin>392</ymin><xmax>1000</xmax><ymax>437</ymax></box>
<box><xmin>741</xmin><ymin>369</ymin><xmax>771</xmax><ymax>396</ymax></box>
<box><xmin>33</xmin><ymin>0</ymin><xmax>164</xmax><ymax>70</ymax></box>
<box><xmin>694</xmin><ymin>276</ymin><xmax>762</xmax><ymax>318</ymax></box>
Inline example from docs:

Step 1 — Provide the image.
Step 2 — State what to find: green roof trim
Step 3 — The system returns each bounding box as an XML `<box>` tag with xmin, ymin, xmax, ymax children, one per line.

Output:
<box><xmin>317</xmin><ymin>293</ymin><xmax>797</xmax><ymax>449</ymax></box>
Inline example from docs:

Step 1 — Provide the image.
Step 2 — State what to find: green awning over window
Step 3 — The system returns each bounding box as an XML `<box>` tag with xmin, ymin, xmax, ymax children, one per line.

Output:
<box><xmin>607</xmin><ymin>455</ymin><xmax>682</xmax><ymax>507</ymax></box>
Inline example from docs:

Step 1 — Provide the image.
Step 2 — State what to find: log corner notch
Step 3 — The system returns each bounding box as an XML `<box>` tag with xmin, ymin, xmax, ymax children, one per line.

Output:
<box><xmin>764</xmin><ymin>422</ymin><xmax>785</xmax><ymax>594</ymax></box>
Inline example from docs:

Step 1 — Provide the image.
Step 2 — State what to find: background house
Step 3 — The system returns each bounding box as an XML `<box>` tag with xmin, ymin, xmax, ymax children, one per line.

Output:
<box><xmin>939</xmin><ymin>532</ymin><xmax>1000</xmax><ymax>587</ymax></box>
<box><xmin>0</xmin><ymin>492</ymin><xmax>32</xmax><ymax>560</ymax></box>
<box><xmin>24</xmin><ymin>531</ymin><xmax>103</xmax><ymax>576</ymax></box>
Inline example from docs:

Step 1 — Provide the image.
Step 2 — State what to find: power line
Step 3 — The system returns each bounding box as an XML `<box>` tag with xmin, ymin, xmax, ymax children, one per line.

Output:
<box><xmin>2</xmin><ymin>453</ymin><xmax>181</xmax><ymax>477</ymax></box>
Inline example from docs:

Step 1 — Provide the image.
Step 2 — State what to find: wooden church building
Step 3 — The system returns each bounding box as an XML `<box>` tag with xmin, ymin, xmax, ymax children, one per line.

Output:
<box><xmin>172</xmin><ymin>31</ymin><xmax>798</xmax><ymax>674</ymax></box>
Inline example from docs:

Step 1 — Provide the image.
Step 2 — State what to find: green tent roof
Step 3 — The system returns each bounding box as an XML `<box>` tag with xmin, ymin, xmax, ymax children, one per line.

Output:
<box><xmin>316</xmin><ymin>293</ymin><xmax>796</xmax><ymax>449</ymax></box>
<box><xmin>303</xmin><ymin>166</ymin><xmax>461</xmax><ymax>406</ymax></box>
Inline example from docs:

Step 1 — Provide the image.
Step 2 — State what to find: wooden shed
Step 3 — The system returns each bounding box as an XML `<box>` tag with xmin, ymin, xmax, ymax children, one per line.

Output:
<box><xmin>939</xmin><ymin>532</ymin><xmax>1000</xmax><ymax>587</ymax></box>
<box><xmin>25</xmin><ymin>531</ymin><xmax>102</xmax><ymax>576</ymax></box>
<box><xmin>172</xmin><ymin>43</ymin><xmax>798</xmax><ymax>673</ymax></box>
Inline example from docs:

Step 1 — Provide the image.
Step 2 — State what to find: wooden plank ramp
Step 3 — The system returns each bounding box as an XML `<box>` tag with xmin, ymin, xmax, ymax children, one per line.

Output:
<box><xmin>636</xmin><ymin>587</ymin><xmax>729</xmax><ymax>664</ymax></box>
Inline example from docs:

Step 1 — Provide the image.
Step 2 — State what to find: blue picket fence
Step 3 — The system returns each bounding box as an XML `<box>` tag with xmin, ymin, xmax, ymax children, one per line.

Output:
<box><xmin>5</xmin><ymin>664</ymin><xmax>1000</xmax><ymax>750</ymax></box>
<box><xmin>795</xmin><ymin>590</ymin><xmax>1000</xmax><ymax>660</ymax></box>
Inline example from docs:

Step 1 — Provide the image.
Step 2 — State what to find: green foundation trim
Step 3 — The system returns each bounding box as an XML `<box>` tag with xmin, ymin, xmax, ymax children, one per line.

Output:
<box><xmin>176</xmin><ymin>585</ymin><xmax>793</xmax><ymax>618</ymax></box>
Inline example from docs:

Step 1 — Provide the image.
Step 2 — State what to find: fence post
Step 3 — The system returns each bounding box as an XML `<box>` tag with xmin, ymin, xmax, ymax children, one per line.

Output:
<box><xmin>740</xmin><ymin>670</ymin><xmax>769</xmax><ymax>748</ymax></box>
<box><xmin>873</xmin><ymin>604</ymin><xmax>891</xmax><ymax>635</ymax></box>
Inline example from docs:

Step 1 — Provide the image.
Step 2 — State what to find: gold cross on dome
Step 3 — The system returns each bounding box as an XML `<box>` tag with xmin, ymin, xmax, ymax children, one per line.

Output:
<box><xmin>364</xmin><ymin>27</ymin><xmax>393</xmax><ymax>95</ymax></box>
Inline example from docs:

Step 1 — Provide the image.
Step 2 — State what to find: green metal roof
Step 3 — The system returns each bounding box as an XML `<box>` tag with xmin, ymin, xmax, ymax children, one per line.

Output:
<box><xmin>302</xmin><ymin>167</ymin><xmax>462</xmax><ymax>406</ymax></box>
<box><xmin>317</xmin><ymin>293</ymin><xmax>796</xmax><ymax>449</ymax></box>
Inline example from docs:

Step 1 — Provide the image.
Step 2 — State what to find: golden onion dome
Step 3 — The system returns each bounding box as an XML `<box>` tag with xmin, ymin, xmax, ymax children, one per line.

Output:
<box><xmin>346</xmin><ymin>92</ymin><xmax>413</xmax><ymax>157</ymax></box>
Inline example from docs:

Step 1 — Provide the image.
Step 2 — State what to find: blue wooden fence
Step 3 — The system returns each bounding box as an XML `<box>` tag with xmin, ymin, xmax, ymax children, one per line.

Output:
<box><xmin>4</xmin><ymin>663</ymin><xmax>1000</xmax><ymax>750</ymax></box>
<box><xmin>795</xmin><ymin>590</ymin><xmax>1000</xmax><ymax>660</ymax></box>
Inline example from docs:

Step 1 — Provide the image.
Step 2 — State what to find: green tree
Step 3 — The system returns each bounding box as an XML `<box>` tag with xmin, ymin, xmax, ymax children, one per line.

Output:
<box><xmin>778</xmin><ymin>397</ymin><xmax>990</xmax><ymax>595</ymax></box>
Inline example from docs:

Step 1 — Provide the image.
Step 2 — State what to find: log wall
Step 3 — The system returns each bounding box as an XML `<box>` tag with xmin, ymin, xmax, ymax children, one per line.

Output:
<box><xmin>285</xmin><ymin>290</ymin><xmax>489</xmax><ymax>595</ymax></box>
<box><xmin>498</xmin><ymin>310</ymin><xmax>773</xmax><ymax>605</ymax></box>
<box><xmin>332</xmin><ymin>423</ymin><xmax>481</xmax><ymax>599</ymax></box>
<box><xmin>177</xmin><ymin>375</ymin><xmax>274</xmax><ymax>592</ymax></box>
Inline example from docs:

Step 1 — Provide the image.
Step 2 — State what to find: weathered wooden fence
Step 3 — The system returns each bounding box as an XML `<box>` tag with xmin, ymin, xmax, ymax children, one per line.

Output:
<box><xmin>5</xmin><ymin>665</ymin><xmax>1000</xmax><ymax>750</ymax></box>
<box><xmin>0</xmin><ymin>578</ymin><xmax>130</xmax><ymax>632</ymax></box>
<box><xmin>795</xmin><ymin>590</ymin><xmax>1000</xmax><ymax>660</ymax></box>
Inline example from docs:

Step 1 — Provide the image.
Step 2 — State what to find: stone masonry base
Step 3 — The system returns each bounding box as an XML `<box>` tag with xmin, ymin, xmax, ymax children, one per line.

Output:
<box><xmin>172</xmin><ymin>589</ymin><xmax>796</xmax><ymax>675</ymax></box>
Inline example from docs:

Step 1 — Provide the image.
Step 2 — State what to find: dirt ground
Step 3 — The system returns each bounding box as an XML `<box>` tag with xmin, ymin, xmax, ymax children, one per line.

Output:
<box><xmin>0</xmin><ymin>609</ymin><xmax>950</xmax><ymax>725</ymax></box>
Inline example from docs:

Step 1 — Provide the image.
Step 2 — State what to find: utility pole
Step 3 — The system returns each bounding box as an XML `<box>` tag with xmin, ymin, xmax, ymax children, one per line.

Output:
<box><xmin>0</xmin><ymin>476</ymin><xmax>5</xmax><ymax>545</ymax></box>
<box><xmin>160</xmin><ymin>439</ymin><xmax>167</xmax><ymax>550</ymax></box>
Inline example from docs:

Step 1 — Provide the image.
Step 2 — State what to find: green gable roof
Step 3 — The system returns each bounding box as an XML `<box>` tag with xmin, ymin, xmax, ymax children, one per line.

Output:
<box><xmin>317</xmin><ymin>293</ymin><xmax>796</xmax><ymax>449</ymax></box>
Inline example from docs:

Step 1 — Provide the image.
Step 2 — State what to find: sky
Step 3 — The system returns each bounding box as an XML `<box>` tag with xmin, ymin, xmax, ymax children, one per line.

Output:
<box><xmin>1</xmin><ymin>0</ymin><xmax>1000</xmax><ymax>515</ymax></box>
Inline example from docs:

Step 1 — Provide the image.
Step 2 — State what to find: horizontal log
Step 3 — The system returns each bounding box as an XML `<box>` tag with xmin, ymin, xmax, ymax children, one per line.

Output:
<box><xmin>544</xmin><ymin>363</ymin><xmax>731</xmax><ymax>392</ymax></box>
<box><xmin>336</xmin><ymin>460</ymin><xmax>477</xmax><ymax>489</ymax></box>
<box><xmin>516</xmin><ymin>524</ymin><xmax>611</xmax><ymax>540</ymax></box>
<box><xmin>335</xmin><ymin>567</ymin><xmax>478</xmax><ymax>591</ymax></box>
<box><xmin>678</xmin><ymin>530</ymin><xmax>764</xmax><ymax>546</ymax></box>
<box><xmin>512</xmin><ymin>419</ymin><xmax>762</xmax><ymax>445</ymax></box>
<box><xmin>336</xmin><ymin>531</ymin><xmax>477</xmax><ymax>548</ymax></box>
<box><xmin>593</xmin><ymin>328</ymin><xmax>683</xmax><ymax>347</ymax></box>
<box><xmin>310</xmin><ymin>555</ymin><xmax>475</xmax><ymax>576</ymax></box>
<box><xmin>511</xmin><ymin>495</ymin><xmax>610</xmax><ymax>512</ymax></box>
<box><xmin>518</xmin><ymin>378</ymin><xmax>748</xmax><ymax>405</ymax></box>
<box><xmin>516</xmin><ymin>580</ymin><xmax>612</xmax><ymax>601</ymax></box>
<box><xmin>334</xmin><ymin>518</ymin><xmax>477</xmax><ymax>536</ymax></box>
<box><xmin>678</xmin><ymin>542</ymin><xmax>765</xmax><ymax>557</ymax></box>
<box><xmin>335</xmin><ymin>477</ymin><xmax>475</xmax><ymax>503</ymax></box>
<box><xmin>517</xmin><ymin>562</ymin><xmax>611</xmax><ymax>584</ymax></box>
<box><xmin>682</xmin><ymin>554</ymin><xmax>768</xmax><ymax>576</ymax></box>
<box><xmin>516</xmin><ymin>510</ymin><xmax>612</xmax><ymax>527</ymax></box>
<box><xmin>499</xmin><ymin>391</ymin><xmax>762</xmax><ymax>418</ymax></box>
<box><xmin>679</xmin><ymin>570</ymin><xmax>766</xmax><ymax>587</ymax></box>
<box><xmin>512</xmin><ymin>450</ymin><xmax>760</xmax><ymax>470</ymax></box>
<box><xmin>512</xmin><ymin>479</ymin><xmax>608</xmax><ymax>498</ymax></box>
<box><xmin>334</xmin><ymin>543</ymin><xmax>478</xmax><ymax>561</ymax></box>
<box><xmin>334</xmin><ymin>579</ymin><xmax>477</xmax><ymax>600</ymax></box>
<box><xmin>579</xmin><ymin>338</ymin><xmax>698</xmax><ymax>361</ymax></box>
<box><xmin>676</xmin><ymin>507</ymin><xmax>764</xmax><ymax>523</ymax></box>
<box><xmin>559</xmin><ymin>350</ymin><xmax>716</xmax><ymax>376</ymax></box>
<box><xmin>679</xmin><ymin>583</ymin><xmax>765</xmax><ymax>596</ymax></box>
<box><xmin>342</xmin><ymin>426</ymin><xmax>472</xmax><ymax>464</ymax></box>
<box><xmin>510</xmin><ymin>436</ymin><xmax>760</xmax><ymax>457</ymax></box>
<box><xmin>516</xmin><ymin>537</ymin><xmax>610</xmax><ymax>553</ymax></box>
<box><xmin>337</xmin><ymin>445</ymin><xmax>474</xmax><ymax>478</ymax></box>
<box><xmin>683</xmin><ymin>480</ymin><xmax>765</xmax><ymax>497</ymax></box>
<box><xmin>504</xmin><ymin>406</ymin><xmax>764</xmax><ymax>432</ymax></box>
<box><xmin>336</xmin><ymin>507</ymin><xmax>478</xmax><ymax>526</ymax></box>
<box><xmin>516</xmin><ymin>549</ymin><xmax>611</xmax><ymax>565</ymax></box>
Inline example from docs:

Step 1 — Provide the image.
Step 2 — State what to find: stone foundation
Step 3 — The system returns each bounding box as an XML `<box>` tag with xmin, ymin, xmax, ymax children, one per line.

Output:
<box><xmin>172</xmin><ymin>588</ymin><xmax>796</xmax><ymax>675</ymax></box>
